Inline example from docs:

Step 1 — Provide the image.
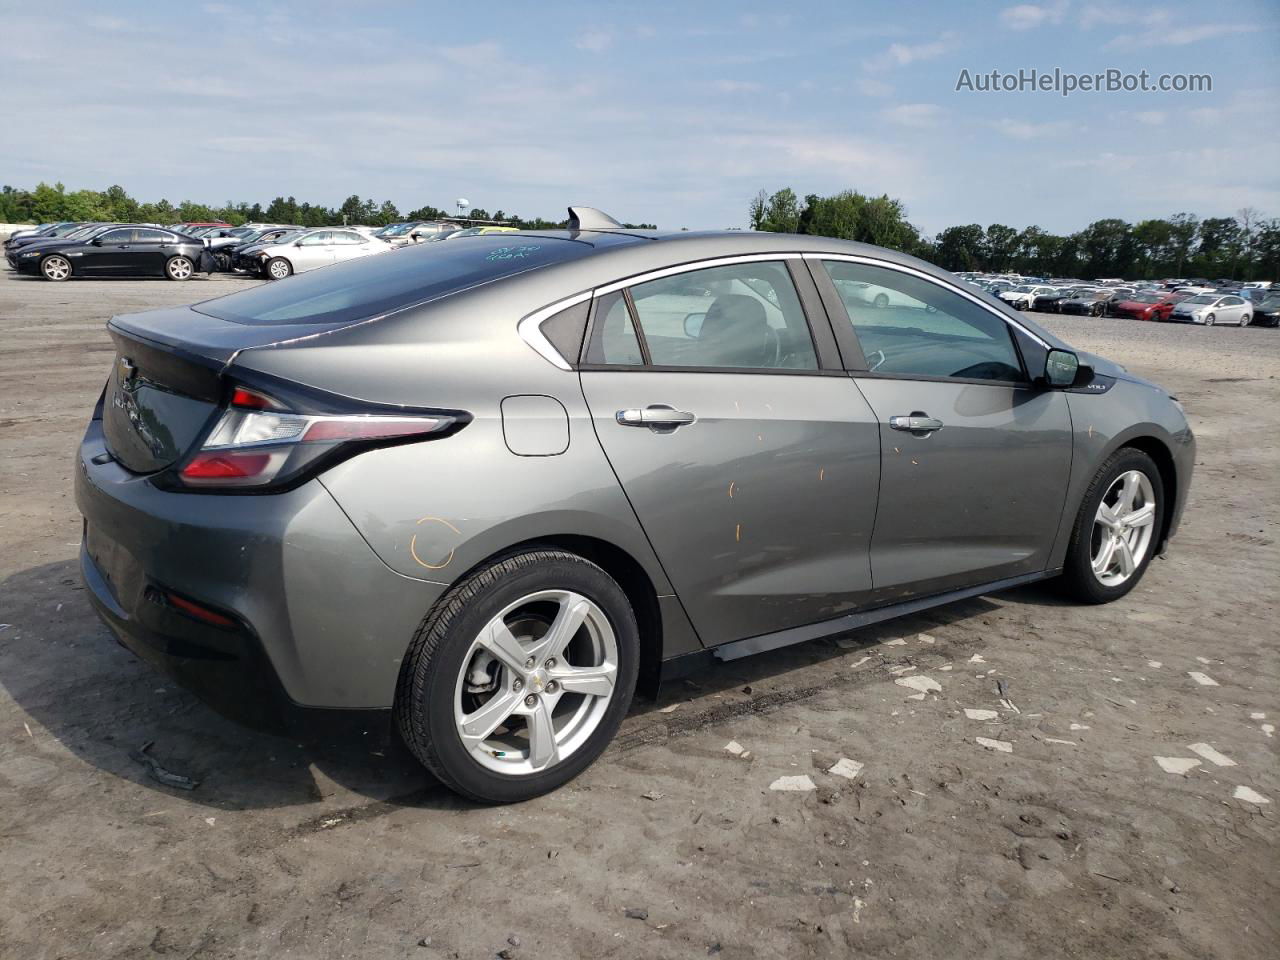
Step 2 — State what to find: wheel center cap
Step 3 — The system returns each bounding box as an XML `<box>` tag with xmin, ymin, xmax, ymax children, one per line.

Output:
<box><xmin>528</xmin><ymin>671</ymin><xmax>547</xmax><ymax>694</ymax></box>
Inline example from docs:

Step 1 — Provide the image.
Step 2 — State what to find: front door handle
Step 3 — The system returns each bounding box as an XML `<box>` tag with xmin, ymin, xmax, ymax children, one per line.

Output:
<box><xmin>889</xmin><ymin>413</ymin><xmax>944</xmax><ymax>434</ymax></box>
<box><xmin>616</xmin><ymin>404</ymin><xmax>697</xmax><ymax>430</ymax></box>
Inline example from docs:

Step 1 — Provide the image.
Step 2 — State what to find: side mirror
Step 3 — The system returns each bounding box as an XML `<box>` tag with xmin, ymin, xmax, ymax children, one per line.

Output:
<box><xmin>91</xmin><ymin>237</ymin><xmax>104</xmax><ymax>246</ymax></box>
<box><xmin>684</xmin><ymin>312</ymin><xmax>706</xmax><ymax>338</ymax></box>
<box><xmin>1044</xmin><ymin>349</ymin><xmax>1079</xmax><ymax>388</ymax></box>
<box><xmin>294</xmin><ymin>240</ymin><xmax>305</xmax><ymax>247</ymax></box>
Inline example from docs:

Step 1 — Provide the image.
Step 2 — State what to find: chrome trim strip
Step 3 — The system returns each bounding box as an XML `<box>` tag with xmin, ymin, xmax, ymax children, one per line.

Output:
<box><xmin>516</xmin><ymin>290</ymin><xmax>593</xmax><ymax>371</ymax></box>
<box><xmin>593</xmin><ymin>252</ymin><xmax>804</xmax><ymax>296</ymax></box>
<box><xmin>802</xmin><ymin>252</ymin><xmax>1051</xmax><ymax>348</ymax></box>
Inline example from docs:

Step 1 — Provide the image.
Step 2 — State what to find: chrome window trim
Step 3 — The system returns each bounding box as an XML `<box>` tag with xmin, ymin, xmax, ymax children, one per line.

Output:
<box><xmin>593</xmin><ymin>252</ymin><xmax>805</xmax><ymax>296</ymax></box>
<box><xmin>517</xmin><ymin>290</ymin><xmax>593</xmax><ymax>371</ymax></box>
<box><xmin>803</xmin><ymin>252</ymin><xmax>1051</xmax><ymax>349</ymax></box>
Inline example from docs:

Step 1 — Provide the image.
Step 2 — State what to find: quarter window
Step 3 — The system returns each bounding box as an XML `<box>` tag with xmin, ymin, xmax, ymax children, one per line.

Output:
<box><xmin>622</xmin><ymin>261</ymin><xmax>818</xmax><ymax>370</ymax></box>
<box><xmin>822</xmin><ymin>260</ymin><xmax>1025</xmax><ymax>382</ymax></box>
<box><xmin>584</xmin><ymin>291</ymin><xmax>644</xmax><ymax>365</ymax></box>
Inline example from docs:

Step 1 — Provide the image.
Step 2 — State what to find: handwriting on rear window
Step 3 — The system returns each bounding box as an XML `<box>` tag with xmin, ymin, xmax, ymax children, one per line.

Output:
<box><xmin>485</xmin><ymin>245</ymin><xmax>541</xmax><ymax>261</ymax></box>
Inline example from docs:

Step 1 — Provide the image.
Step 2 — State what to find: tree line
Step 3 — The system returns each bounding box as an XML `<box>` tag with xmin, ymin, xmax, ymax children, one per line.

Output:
<box><xmin>750</xmin><ymin>187</ymin><xmax>1280</xmax><ymax>281</ymax></box>
<box><xmin>0</xmin><ymin>182</ymin><xmax>655</xmax><ymax>232</ymax></box>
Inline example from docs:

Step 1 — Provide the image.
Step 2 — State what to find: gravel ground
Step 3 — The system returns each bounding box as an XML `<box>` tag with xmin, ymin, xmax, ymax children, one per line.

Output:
<box><xmin>0</xmin><ymin>268</ymin><xmax>1276</xmax><ymax>960</ymax></box>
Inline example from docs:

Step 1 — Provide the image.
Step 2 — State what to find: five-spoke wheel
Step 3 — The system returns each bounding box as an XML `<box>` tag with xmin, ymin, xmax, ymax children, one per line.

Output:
<box><xmin>1090</xmin><ymin>470</ymin><xmax>1157</xmax><ymax>588</ymax></box>
<box><xmin>1061</xmin><ymin>448</ymin><xmax>1164</xmax><ymax>603</ymax></box>
<box><xmin>396</xmin><ymin>548</ymin><xmax>638</xmax><ymax>803</ymax></box>
<box><xmin>454</xmin><ymin>589</ymin><xmax>619</xmax><ymax>775</ymax></box>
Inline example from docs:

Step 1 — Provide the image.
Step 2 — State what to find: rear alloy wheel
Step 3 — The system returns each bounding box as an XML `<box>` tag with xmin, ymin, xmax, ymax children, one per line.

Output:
<box><xmin>165</xmin><ymin>255</ymin><xmax>194</xmax><ymax>281</ymax></box>
<box><xmin>1205</xmin><ymin>313</ymin><xmax>1216</xmax><ymax>326</ymax></box>
<box><xmin>41</xmin><ymin>255</ymin><xmax>72</xmax><ymax>281</ymax></box>
<box><xmin>266</xmin><ymin>257</ymin><xmax>293</xmax><ymax>280</ymax></box>
<box><xmin>396</xmin><ymin>548</ymin><xmax>638</xmax><ymax>803</ymax></box>
<box><xmin>1060</xmin><ymin>448</ymin><xmax>1164</xmax><ymax>603</ymax></box>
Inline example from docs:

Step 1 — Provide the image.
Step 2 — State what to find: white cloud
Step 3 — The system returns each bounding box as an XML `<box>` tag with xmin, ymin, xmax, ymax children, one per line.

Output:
<box><xmin>994</xmin><ymin>117</ymin><xmax>1075</xmax><ymax>139</ymax></box>
<box><xmin>856</xmin><ymin>76</ymin><xmax>894</xmax><ymax>97</ymax></box>
<box><xmin>882</xmin><ymin>103</ymin><xmax>945</xmax><ymax>128</ymax></box>
<box><xmin>868</xmin><ymin>34</ymin><xmax>956</xmax><ymax>70</ymax></box>
<box><xmin>1079</xmin><ymin>5</ymin><xmax>1170</xmax><ymax>29</ymax></box>
<box><xmin>1110</xmin><ymin>22</ymin><xmax>1249</xmax><ymax>47</ymax></box>
<box><xmin>999</xmin><ymin>2</ymin><xmax>1070</xmax><ymax>31</ymax></box>
<box><xmin>1132</xmin><ymin>111</ymin><xmax>1166</xmax><ymax>125</ymax></box>
<box><xmin>574</xmin><ymin>29</ymin><xmax>614</xmax><ymax>53</ymax></box>
<box><xmin>714</xmin><ymin>79</ymin><xmax>763</xmax><ymax>94</ymax></box>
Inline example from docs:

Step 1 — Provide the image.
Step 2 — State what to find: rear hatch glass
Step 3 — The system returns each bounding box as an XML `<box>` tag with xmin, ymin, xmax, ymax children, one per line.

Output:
<box><xmin>193</xmin><ymin>235</ymin><xmax>590</xmax><ymax>327</ymax></box>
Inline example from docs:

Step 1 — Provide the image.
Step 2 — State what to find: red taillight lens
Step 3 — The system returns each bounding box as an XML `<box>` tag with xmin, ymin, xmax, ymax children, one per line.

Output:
<box><xmin>230</xmin><ymin>387</ymin><xmax>276</xmax><ymax>410</ymax></box>
<box><xmin>181</xmin><ymin>451</ymin><xmax>275</xmax><ymax>481</ymax></box>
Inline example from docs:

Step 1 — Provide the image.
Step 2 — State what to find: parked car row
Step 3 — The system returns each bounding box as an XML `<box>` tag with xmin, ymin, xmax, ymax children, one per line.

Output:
<box><xmin>4</xmin><ymin>218</ymin><xmax>521</xmax><ymax>281</ymax></box>
<box><xmin>953</xmin><ymin>272</ymin><xmax>1278</xmax><ymax>328</ymax></box>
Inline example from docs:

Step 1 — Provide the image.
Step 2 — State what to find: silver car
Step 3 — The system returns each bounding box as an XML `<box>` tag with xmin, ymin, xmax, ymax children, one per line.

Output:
<box><xmin>1169</xmin><ymin>293</ymin><xmax>1254</xmax><ymax>326</ymax></box>
<box><xmin>255</xmin><ymin>228</ymin><xmax>390</xmax><ymax>280</ymax></box>
<box><xmin>75</xmin><ymin>208</ymin><xmax>1194</xmax><ymax>802</ymax></box>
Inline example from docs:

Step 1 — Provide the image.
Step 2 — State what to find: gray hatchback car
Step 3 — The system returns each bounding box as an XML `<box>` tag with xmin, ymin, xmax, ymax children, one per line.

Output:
<box><xmin>76</xmin><ymin>208</ymin><xmax>1194</xmax><ymax>802</ymax></box>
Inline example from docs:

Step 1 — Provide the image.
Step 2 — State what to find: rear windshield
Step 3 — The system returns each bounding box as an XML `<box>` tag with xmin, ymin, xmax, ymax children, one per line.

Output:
<box><xmin>194</xmin><ymin>235</ymin><xmax>588</xmax><ymax>326</ymax></box>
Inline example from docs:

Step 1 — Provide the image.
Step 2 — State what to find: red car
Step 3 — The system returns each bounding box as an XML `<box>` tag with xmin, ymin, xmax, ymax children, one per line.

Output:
<box><xmin>1110</xmin><ymin>291</ymin><xmax>1186</xmax><ymax>321</ymax></box>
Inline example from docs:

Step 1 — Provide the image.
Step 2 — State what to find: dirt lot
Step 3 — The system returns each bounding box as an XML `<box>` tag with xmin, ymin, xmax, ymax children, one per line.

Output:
<box><xmin>0</xmin><ymin>266</ymin><xmax>1276</xmax><ymax>960</ymax></box>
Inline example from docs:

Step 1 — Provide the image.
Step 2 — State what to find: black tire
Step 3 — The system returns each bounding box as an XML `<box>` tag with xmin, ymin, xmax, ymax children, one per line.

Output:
<box><xmin>395</xmin><ymin>548</ymin><xmax>639</xmax><ymax>803</ymax></box>
<box><xmin>1204</xmin><ymin>313</ymin><xmax>1215</xmax><ymax>326</ymax></box>
<box><xmin>265</xmin><ymin>257</ymin><xmax>292</xmax><ymax>280</ymax></box>
<box><xmin>165</xmin><ymin>255</ymin><xmax>194</xmax><ymax>281</ymax></box>
<box><xmin>1059</xmin><ymin>448</ymin><xmax>1165</xmax><ymax>604</ymax></box>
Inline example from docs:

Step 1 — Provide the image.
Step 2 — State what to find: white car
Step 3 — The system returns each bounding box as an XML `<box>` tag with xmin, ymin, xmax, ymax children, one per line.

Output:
<box><xmin>999</xmin><ymin>284</ymin><xmax>1059</xmax><ymax>311</ymax></box>
<box><xmin>1169</xmin><ymin>293</ymin><xmax>1253</xmax><ymax>326</ymax></box>
<box><xmin>256</xmin><ymin>229</ymin><xmax>390</xmax><ymax>280</ymax></box>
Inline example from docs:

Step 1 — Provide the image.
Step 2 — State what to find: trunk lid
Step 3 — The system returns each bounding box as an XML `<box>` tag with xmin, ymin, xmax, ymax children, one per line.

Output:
<box><xmin>102</xmin><ymin>305</ymin><xmax>350</xmax><ymax>473</ymax></box>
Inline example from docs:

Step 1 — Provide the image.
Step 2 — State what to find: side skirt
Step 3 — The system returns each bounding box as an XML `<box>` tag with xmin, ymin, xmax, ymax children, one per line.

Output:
<box><xmin>660</xmin><ymin>569</ymin><xmax>1059</xmax><ymax>680</ymax></box>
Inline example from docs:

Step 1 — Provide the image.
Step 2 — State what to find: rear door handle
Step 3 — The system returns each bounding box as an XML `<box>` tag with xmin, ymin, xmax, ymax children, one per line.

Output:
<box><xmin>889</xmin><ymin>413</ymin><xmax>944</xmax><ymax>434</ymax></box>
<box><xmin>616</xmin><ymin>404</ymin><xmax>697</xmax><ymax>430</ymax></box>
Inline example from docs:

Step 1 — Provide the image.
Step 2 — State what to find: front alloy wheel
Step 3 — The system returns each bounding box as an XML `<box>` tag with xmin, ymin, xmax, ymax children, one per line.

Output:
<box><xmin>1060</xmin><ymin>448</ymin><xmax>1164</xmax><ymax>603</ymax></box>
<box><xmin>1090</xmin><ymin>470</ymin><xmax>1157</xmax><ymax>587</ymax></box>
<box><xmin>41</xmin><ymin>255</ymin><xmax>72</xmax><ymax>281</ymax></box>
<box><xmin>396</xmin><ymin>548</ymin><xmax>638</xmax><ymax>803</ymax></box>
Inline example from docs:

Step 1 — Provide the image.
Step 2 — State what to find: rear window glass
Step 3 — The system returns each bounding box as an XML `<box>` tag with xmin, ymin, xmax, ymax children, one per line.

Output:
<box><xmin>194</xmin><ymin>236</ymin><xmax>587</xmax><ymax>326</ymax></box>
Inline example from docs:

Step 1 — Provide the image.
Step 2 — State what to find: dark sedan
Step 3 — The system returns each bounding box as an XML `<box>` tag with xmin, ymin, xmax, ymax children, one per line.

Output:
<box><xmin>15</xmin><ymin>226</ymin><xmax>207</xmax><ymax>281</ymax></box>
<box><xmin>1250</xmin><ymin>293</ymin><xmax>1280</xmax><ymax>327</ymax></box>
<box><xmin>1060</xmin><ymin>290</ymin><xmax>1117</xmax><ymax>316</ymax></box>
<box><xmin>1036</xmin><ymin>287</ymin><xmax>1092</xmax><ymax>313</ymax></box>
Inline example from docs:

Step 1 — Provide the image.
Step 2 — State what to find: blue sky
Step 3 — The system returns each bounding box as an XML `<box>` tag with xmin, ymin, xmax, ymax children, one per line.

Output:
<box><xmin>2</xmin><ymin>0</ymin><xmax>1277</xmax><ymax>234</ymax></box>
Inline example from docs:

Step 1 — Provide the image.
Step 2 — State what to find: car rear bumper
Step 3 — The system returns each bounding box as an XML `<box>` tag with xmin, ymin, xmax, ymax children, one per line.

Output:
<box><xmin>75</xmin><ymin>417</ymin><xmax>448</xmax><ymax>723</ymax></box>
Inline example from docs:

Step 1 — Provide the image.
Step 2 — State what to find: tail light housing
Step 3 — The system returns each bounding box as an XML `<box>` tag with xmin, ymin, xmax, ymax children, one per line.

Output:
<box><xmin>177</xmin><ymin>384</ymin><xmax>466</xmax><ymax>490</ymax></box>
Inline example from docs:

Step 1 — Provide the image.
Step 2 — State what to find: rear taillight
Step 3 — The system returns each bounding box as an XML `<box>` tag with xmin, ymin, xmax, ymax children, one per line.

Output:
<box><xmin>178</xmin><ymin>386</ymin><xmax>461</xmax><ymax>489</ymax></box>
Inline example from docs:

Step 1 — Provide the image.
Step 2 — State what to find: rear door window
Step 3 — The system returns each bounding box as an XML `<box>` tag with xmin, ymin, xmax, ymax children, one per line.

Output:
<box><xmin>598</xmin><ymin>261</ymin><xmax>818</xmax><ymax>370</ymax></box>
